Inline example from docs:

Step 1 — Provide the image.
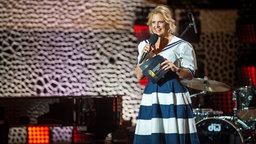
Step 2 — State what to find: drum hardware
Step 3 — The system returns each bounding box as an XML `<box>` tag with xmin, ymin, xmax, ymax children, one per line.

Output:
<box><xmin>193</xmin><ymin>108</ymin><xmax>223</xmax><ymax>122</ymax></box>
<box><xmin>190</xmin><ymin>90</ymin><xmax>207</xmax><ymax>98</ymax></box>
<box><xmin>233</xmin><ymin>86</ymin><xmax>253</xmax><ymax>111</ymax></box>
<box><xmin>232</xmin><ymin>116</ymin><xmax>251</xmax><ymax>130</ymax></box>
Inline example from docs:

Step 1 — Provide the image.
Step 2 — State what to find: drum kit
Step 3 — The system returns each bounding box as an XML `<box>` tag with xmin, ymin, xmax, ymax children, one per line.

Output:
<box><xmin>181</xmin><ymin>76</ymin><xmax>256</xmax><ymax>144</ymax></box>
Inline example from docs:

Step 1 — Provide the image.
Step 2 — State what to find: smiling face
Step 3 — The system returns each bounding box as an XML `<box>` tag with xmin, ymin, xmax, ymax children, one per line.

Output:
<box><xmin>147</xmin><ymin>5</ymin><xmax>176</xmax><ymax>37</ymax></box>
<box><xmin>151</xmin><ymin>13</ymin><xmax>168</xmax><ymax>37</ymax></box>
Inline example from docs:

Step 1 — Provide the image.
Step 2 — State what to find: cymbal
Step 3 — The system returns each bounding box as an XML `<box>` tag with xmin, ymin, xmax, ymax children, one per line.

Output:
<box><xmin>181</xmin><ymin>78</ymin><xmax>231</xmax><ymax>92</ymax></box>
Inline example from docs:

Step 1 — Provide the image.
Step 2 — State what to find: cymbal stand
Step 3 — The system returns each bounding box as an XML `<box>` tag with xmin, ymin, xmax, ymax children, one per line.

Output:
<box><xmin>190</xmin><ymin>90</ymin><xmax>206</xmax><ymax>109</ymax></box>
<box><xmin>190</xmin><ymin>76</ymin><xmax>208</xmax><ymax>98</ymax></box>
<box><xmin>232</xmin><ymin>90</ymin><xmax>238</xmax><ymax>119</ymax></box>
<box><xmin>190</xmin><ymin>77</ymin><xmax>208</xmax><ymax>109</ymax></box>
<box><xmin>190</xmin><ymin>90</ymin><xmax>207</xmax><ymax>98</ymax></box>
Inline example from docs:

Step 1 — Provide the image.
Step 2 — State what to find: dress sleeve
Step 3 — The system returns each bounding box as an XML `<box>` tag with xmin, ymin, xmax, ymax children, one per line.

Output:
<box><xmin>179</xmin><ymin>42</ymin><xmax>198</xmax><ymax>76</ymax></box>
<box><xmin>137</xmin><ymin>41</ymin><xmax>147</xmax><ymax>63</ymax></box>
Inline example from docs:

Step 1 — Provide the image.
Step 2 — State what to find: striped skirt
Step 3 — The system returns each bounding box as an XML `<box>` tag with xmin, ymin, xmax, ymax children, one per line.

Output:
<box><xmin>133</xmin><ymin>78</ymin><xmax>200</xmax><ymax>144</ymax></box>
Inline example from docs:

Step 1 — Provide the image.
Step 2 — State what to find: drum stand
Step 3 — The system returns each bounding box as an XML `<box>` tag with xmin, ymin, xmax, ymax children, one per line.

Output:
<box><xmin>191</xmin><ymin>77</ymin><xmax>209</xmax><ymax>109</ymax></box>
<box><xmin>190</xmin><ymin>77</ymin><xmax>207</xmax><ymax>98</ymax></box>
<box><xmin>190</xmin><ymin>90</ymin><xmax>207</xmax><ymax>98</ymax></box>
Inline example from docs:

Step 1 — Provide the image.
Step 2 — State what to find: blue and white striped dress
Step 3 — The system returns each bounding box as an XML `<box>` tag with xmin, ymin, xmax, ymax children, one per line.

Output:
<box><xmin>133</xmin><ymin>36</ymin><xmax>200</xmax><ymax>144</ymax></box>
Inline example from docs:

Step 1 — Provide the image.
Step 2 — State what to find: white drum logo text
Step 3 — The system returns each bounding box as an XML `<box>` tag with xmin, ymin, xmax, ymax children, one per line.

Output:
<box><xmin>208</xmin><ymin>123</ymin><xmax>221</xmax><ymax>132</ymax></box>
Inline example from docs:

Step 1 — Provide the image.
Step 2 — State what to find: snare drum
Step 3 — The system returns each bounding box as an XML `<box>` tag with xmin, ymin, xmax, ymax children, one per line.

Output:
<box><xmin>196</xmin><ymin>116</ymin><xmax>252</xmax><ymax>144</ymax></box>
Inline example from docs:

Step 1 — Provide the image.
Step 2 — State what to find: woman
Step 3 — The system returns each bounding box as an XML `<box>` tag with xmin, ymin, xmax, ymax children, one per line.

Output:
<box><xmin>133</xmin><ymin>5</ymin><xmax>200</xmax><ymax>144</ymax></box>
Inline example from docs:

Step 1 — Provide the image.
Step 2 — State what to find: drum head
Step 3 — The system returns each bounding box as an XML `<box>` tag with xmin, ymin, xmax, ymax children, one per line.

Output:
<box><xmin>196</xmin><ymin>117</ymin><xmax>243</xmax><ymax>144</ymax></box>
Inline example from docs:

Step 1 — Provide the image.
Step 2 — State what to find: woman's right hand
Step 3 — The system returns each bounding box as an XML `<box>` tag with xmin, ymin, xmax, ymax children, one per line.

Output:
<box><xmin>140</xmin><ymin>43</ymin><xmax>154</xmax><ymax>62</ymax></box>
<box><xmin>136</xmin><ymin>44</ymin><xmax>153</xmax><ymax>80</ymax></box>
<box><xmin>142</xmin><ymin>43</ymin><xmax>152</xmax><ymax>55</ymax></box>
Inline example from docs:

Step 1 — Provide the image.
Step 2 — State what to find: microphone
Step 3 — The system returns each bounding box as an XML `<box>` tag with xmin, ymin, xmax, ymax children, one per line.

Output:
<box><xmin>139</xmin><ymin>34</ymin><xmax>158</xmax><ymax>64</ymax></box>
<box><xmin>188</xmin><ymin>12</ymin><xmax>198</xmax><ymax>34</ymax></box>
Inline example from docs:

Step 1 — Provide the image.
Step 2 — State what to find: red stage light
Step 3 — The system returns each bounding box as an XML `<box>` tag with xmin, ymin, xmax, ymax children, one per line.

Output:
<box><xmin>73</xmin><ymin>126</ymin><xmax>94</xmax><ymax>143</ymax></box>
<box><xmin>27</xmin><ymin>126</ymin><xmax>50</xmax><ymax>144</ymax></box>
<box><xmin>237</xmin><ymin>24</ymin><xmax>256</xmax><ymax>43</ymax></box>
<box><xmin>133</xmin><ymin>25</ymin><xmax>150</xmax><ymax>44</ymax></box>
<box><xmin>139</xmin><ymin>77</ymin><xmax>148</xmax><ymax>86</ymax></box>
<box><xmin>240</xmin><ymin>66</ymin><xmax>256</xmax><ymax>85</ymax></box>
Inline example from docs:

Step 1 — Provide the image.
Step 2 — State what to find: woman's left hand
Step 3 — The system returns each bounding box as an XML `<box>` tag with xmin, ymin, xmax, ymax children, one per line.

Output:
<box><xmin>161</xmin><ymin>60</ymin><xmax>193</xmax><ymax>80</ymax></box>
<box><xmin>161</xmin><ymin>60</ymin><xmax>180</xmax><ymax>72</ymax></box>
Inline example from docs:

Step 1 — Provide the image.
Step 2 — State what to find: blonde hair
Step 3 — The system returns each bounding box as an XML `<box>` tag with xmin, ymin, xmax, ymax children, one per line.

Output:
<box><xmin>147</xmin><ymin>5</ymin><xmax>176</xmax><ymax>35</ymax></box>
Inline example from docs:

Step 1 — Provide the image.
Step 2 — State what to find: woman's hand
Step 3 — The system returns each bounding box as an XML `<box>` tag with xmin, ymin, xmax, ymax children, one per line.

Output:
<box><xmin>139</xmin><ymin>44</ymin><xmax>155</xmax><ymax>63</ymax></box>
<box><xmin>161</xmin><ymin>60</ymin><xmax>180</xmax><ymax>72</ymax></box>
<box><xmin>136</xmin><ymin>44</ymin><xmax>155</xmax><ymax>80</ymax></box>
<box><xmin>161</xmin><ymin>60</ymin><xmax>193</xmax><ymax>80</ymax></box>
<box><xmin>142</xmin><ymin>43</ymin><xmax>153</xmax><ymax>54</ymax></box>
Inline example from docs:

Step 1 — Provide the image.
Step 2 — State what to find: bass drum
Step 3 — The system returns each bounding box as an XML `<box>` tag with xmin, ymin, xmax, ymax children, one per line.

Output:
<box><xmin>196</xmin><ymin>116</ymin><xmax>251</xmax><ymax>144</ymax></box>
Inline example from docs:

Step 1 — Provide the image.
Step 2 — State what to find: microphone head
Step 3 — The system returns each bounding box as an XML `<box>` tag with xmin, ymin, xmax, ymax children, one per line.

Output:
<box><xmin>148</xmin><ymin>34</ymin><xmax>158</xmax><ymax>45</ymax></box>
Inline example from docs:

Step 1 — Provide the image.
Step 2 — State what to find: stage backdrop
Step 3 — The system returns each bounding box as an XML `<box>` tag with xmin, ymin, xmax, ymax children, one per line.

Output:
<box><xmin>0</xmin><ymin>0</ymin><xmax>255</xmax><ymax>124</ymax></box>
